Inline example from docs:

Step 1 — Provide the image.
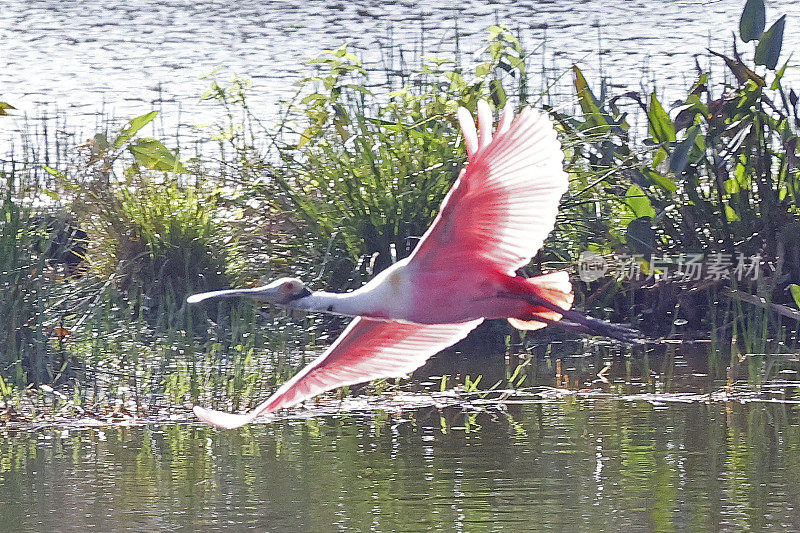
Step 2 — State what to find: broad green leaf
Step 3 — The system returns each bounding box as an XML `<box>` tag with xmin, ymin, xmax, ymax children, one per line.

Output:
<box><xmin>573</xmin><ymin>65</ymin><xmax>598</xmax><ymax>112</ymax></box>
<box><xmin>129</xmin><ymin>139</ymin><xmax>188</xmax><ymax>173</ymax></box>
<box><xmin>506</xmin><ymin>56</ymin><xmax>526</xmax><ymax>74</ymax></box>
<box><xmin>42</xmin><ymin>165</ymin><xmax>80</xmax><ymax>192</ymax></box>
<box><xmin>332</xmin><ymin>103</ymin><xmax>350</xmax><ymax>126</ymax></box>
<box><xmin>40</xmin><ymin>189</ymin><xmax>60</xmax><ymax>201</ymax></box>
<box><xmin>669</xmin><ymin>125</ymin><xmax>700</xmax><ymax>175</ymax></box>
<box><xmin>653</xmin><ymin>147</ymin><xmax>668</xmax><ymax>167</ymax></box>
<box><xmin>301</xmin><ymin>93</ymin><xmax>326</xmax><ymax>105</ymax></box>
<box><xmin>87</xmin><ymin>134</ymin><xmax>110</xmax><ymax>165</ymax></box>
<box><xmin>490</xmin><ymin>79</ymin><xmax>506</xmax><ymax>108</ymax></box>
<box><xmin>421</xmin><ymin>55</ymin><xmax>455</xmax><ymax>67</ymax></box>
<box><xmin>754</xmin><ymin>15</ymin><xmax>785</xmax><ymax>70</ymax></box>
<box><xmin>790</xmin><ymin>284</ymin><xmax>800</xmax><ymax>309</ymax></box>
<box><xmin>625</xmin><ymin>216</ymin><xmax>656</xmax><ymax>259</ymax></box>
<box><xmin>297</xmin><ymin>125</ymin><xmax>316</xmax><ymax>148</ymax></box>
<box><xmin>114</xmin><ymin>111</ymin><xmax>158</xmax><ymax>149</ymax></box>
<box><xmin>344</xmin><ymin>84</ymin><xmax>372</xmax><ymax>95</ymax></box>
<box><xmin>740</xmin><ymin>0</ymin><xmax>765</xmax><ymax>42</ymax></box>
<box><xmin>573</xmin><ymin>65</ymin><xmax>609</xmax><ymax>134</ymax></box>
<box><xmin>724</xmin><ymin>204</ymin><xmax>740</xmax><ymax>221</ymax></box>
<box><xmin>643</xmin><ymin>169</ymin><xmax>677</xmax><ymax>193</ymax></box>
<box><xmin>734</xmin><ymin>159</ymin><xmax>748</xmax><ymax>184</ymax></box>
<box><xmin>42</xmin><ymin>165</ymin><xmax>65</xmax><ymax>180</ymax></box>
<box><xmin>709</xmin><ymin>50</ymin><xmax>766</xmax><ymax>86</ymax></box>
<box><xmin>625</xmin><ymin>184</ymin><xmax>656</xmax><ymax>219</ymax></box>
<box><xmin>0</xmin><ymin>101</ymin><xmax>14</xmax><ymax>116</ymax></box>
<box><xmin>475</xmin><ymin>62</ymin><xmax>491</xmax><ymax>78</ymax></box>
<box><xmin>648</xmin><ymin>93</ymin><xmax>675</xmax><ymax>143</ymax></box>
<box><xmin>724</xmin><ymin>178</ymin><xmax>741</xmax><ymax>194</ymax></box>
<box><xmin>445</xmin><ymin>71</ymin><xmax>466</xmax><ymax>90</ymax></box>
<box><xmin>93</xmin><ymin>133</ymin><xmax>110</xmax><ymax>151</ymax></box>
<box><xmin>771</xmin><ymin>55</ymin><xmax>792</xmax><ymax>90</ymax></box>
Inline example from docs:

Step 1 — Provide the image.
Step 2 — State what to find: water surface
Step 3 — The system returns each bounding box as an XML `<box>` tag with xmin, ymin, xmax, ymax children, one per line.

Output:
<box><xmin>4</xmin><ymin>0</ymin><xmax>800</xmax><ymax>146</ymax></box>
<box><xmin>2</xmin><ymin>396</ymin><xmax>800</xmax><ymax>530</ymax></box>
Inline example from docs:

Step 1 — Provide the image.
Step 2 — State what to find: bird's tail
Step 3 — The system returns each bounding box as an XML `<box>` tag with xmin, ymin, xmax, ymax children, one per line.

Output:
<box><xmin>507</xmin><ymin>271</ymin><xmax>573</xmax><ymax>331</ymax></box>
<box><xmin>506</xmin><ymin>272</ymin><xmax>643</xmax><ymax>344</ymax></box>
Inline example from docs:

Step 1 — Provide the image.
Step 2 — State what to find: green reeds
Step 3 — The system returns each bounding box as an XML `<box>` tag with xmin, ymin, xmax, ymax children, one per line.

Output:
<box><xmin>198</xmin><ymin>28</ymin><xmax>533</xmax><ymax>289</ymax></box>
<box><xmin>556</xmin><ymin>0</ymin><xmax>800</xmax><ymax>344</ymax></box>
<box><xmin>0</xmin><ymin>172</ymin><xmax>53</xmax><ymax>386</ymax></box>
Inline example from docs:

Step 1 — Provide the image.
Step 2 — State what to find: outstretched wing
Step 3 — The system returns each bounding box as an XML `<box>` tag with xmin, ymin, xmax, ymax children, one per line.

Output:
<box><xmin>193</xmin><ymin>317</ymin><xmax>482</xmax><ymax>429</ymax></box>
<box><xmin>408</xmin><ymin>101</ymin><xmax>568</xmax><ymax>274</ymax></box>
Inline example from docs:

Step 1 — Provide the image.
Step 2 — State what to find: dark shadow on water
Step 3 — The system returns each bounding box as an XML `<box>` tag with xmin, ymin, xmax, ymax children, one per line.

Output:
<box><xmin>416</xmin><ymin>328</ymin><xmax>800</xmax><ymax>400</ymax></box>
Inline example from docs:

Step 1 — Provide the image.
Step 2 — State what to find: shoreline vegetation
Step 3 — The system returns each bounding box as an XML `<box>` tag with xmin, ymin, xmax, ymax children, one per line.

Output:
<box><xmin>1</xmin><ymin>0</ymin><xmax>799</xmax><ymax>425</ymax></box>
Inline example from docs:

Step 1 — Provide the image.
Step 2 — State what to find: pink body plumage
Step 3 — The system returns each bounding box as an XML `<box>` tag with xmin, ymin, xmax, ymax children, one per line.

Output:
<box><xmin>189</xmin><ymin>101</ymin><xmax>575</xmax><ymax>429</ymax></box>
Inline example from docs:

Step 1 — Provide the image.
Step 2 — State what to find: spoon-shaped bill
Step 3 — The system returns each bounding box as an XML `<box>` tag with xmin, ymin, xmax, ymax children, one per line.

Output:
<box><xmin>186</xmin><ymin>288</ymin><xmax>260</xmax><ymax>304</ymax></box>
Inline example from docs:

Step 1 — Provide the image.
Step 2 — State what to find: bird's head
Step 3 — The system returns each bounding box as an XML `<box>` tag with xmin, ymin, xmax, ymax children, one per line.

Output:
<box><xmin>187</xmin><ymin>277</ymin><xmax>312</xmax><ymax>306</ymax></box>
<box><xmin>259</xmin><ymin>277</ymin><xmax>313</xmax><ymax>304</ymax></box>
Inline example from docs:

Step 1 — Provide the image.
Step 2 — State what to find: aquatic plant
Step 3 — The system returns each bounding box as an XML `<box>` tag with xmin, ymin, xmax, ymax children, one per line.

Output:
<box><xmin>199</xmin><ymin>29</ymin><xmax>532</xmax><ymax>292</ymax></box>
<box><xmin>554</xmin><ymin>0</ymin><xmax>800</xmax><ymax>351</ymax></box>
<box><xmin>52</xmin><ymin>111</ymin><xmax>239</xmax><ymax>327</ymax></box>
<box><xmin>0</xmin><ymin>173</ymin><xmax>51</xmax><ymax>385</ymax></box>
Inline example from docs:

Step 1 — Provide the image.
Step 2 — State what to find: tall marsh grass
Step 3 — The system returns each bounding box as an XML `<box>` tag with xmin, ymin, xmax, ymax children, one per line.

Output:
<box><xmin>0</xmin><ymin>173</ymin><xmax>52</xmax><ymax>386</ymax></box>
<box><xmin>1</xmin><ymin>3</ymin><xmax>799</xmax><ymax>414</ymax></box>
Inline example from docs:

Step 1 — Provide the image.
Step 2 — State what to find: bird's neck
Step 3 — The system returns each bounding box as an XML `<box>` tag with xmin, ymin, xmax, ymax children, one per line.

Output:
<box><xmin>289</xmin><ymin>290</ymin><xmax>380</xmax><ymax>318</ymax></box>
<box><xmin>287</xmin><ymin>260</ymin><xmax>412</xmax><ymax>320</ymax></box>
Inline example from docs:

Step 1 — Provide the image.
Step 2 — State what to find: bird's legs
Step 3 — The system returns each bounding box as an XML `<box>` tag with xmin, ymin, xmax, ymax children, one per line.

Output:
<box><xmin>505</xmin><ymin>290</ymin><xmax>644</xmax><ymax>344</ymax></box>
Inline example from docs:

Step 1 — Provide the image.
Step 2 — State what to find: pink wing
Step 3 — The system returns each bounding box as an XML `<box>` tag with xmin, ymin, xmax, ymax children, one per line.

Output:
<box><xmin>193</xmin><ymin>317</ymin><xmax>482</xmax><ymax>429</ymax></box>
<box><xmin>409</xmin><ymin>101</ymin><xmax>568</xmax><ymax>274</ymax></box>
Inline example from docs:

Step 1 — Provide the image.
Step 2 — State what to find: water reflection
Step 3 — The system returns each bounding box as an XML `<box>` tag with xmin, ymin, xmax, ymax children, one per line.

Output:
<box><xmin>2</xmin><ymin>400</ymin><xmax>800</xmax><ymax>530</ymax></box>
<box><xmin>420</xmin><ymin>337</ymin><xmax>800</xmax><ymax>401</ymax></box>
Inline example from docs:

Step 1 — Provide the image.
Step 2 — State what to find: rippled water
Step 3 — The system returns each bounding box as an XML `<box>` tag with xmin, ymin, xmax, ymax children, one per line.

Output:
<box><xmin>4</xmin><ymin>0</ymin><xmax>800</xmax><ymax>142</ymax></box>
<box><xmin>2</xmin><ymin>343</ymin><xmax>800</xmax><ymax>530</ymax></box>
<box><xmin>2</xmin><ymin>399</ymin><xmax>800</xmax><ymax>531</ymax></box>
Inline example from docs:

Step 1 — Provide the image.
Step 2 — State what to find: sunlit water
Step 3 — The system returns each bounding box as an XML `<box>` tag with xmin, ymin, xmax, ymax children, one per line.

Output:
<box><xmin>2</xmin><ymin>399</ymin><xmax>800</xmax><ymax>531</ymax></box>
<box><xmin>4</xmin><ymin>0</ymin><xmax>800</xmax><ymax>150</ymax></box>
<box><xmin>2</xmin><ymin>344</ymin><xmax>800</xmax><ymax>530</ymax></box>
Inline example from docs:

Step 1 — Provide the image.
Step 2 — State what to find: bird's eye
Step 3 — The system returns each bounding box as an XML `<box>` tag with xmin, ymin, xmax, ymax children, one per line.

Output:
<box><xmin>283</xmin><ymin>281</ymin><xmax>303</xmax><ymax>294</ymax></box>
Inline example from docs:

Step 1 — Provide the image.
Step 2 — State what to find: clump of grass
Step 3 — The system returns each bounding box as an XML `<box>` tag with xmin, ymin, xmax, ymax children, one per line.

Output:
<box><xmin>114</xmin><ymin>178</ymin><xmax>230</xmax><ymax>323</ymax></box>
<box><xmin>54</xmin><ymin>111</ymin><xmax>236</xmax><ymax>327</ymax></box>
<box><xmin>200</xmin><ymin>27</ymin><xmax>533</xmax><ymax>293</ymax></box>
<box><xmin>0</xmin><ymin>172</ymin><xmax>59</xmax><ymax>386</ymax></box>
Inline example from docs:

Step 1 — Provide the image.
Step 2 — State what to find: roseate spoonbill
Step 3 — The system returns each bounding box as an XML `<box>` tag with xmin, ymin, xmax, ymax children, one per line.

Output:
<box><xmin>188</xmin><ymin>100</ymin><xmax>640</xmax><ymax>429</ymax></box>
